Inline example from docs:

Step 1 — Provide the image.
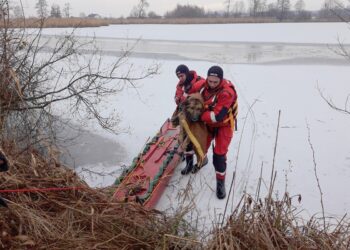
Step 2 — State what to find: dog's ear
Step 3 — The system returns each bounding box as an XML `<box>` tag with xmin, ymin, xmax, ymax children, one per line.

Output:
<box><xmin>183</xmin><ymin>96</ymin><xmax>190</xmax><ymax>107</ymax></box>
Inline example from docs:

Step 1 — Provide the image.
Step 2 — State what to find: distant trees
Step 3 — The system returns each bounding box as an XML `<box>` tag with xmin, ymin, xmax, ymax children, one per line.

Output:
<box><xmin>165</xmin><ymin>4</ymin><xmax>206</xmax><ymax>18</ymax></box>
<box><xmin>12</xmin><ymin>5</ymin><xmax>24</xmax><ymax>18</ymax></box>
<box><xmin>63</xmin><ymin>3</ymin><xmax>71</xmax><ymax>18</ymax></box>
<box><xmin>50</xmin><ymin>4</ymin><xmax>61</xmax><ymax>18</ymax></box>
<box><xmin>294</xmin><ymin>0</ymin><xmax>305</xmax><ymax>13</ymax></box>
<box><xmin>223</xmin><ymin>0</ymin><xmax>246</xmax><ymax>17</ymax></box>
<box><xmin>35</xmin><ymin>0</ymin><xmax>48</xmax><ymax>18</ymax></box>
<box><xmin>232</xmin><ymin>1</ymin><xmax>246</xmax><ymax>17</ymax></box>
<box><xmin>36</xmin><ymin>1</ymin><xmax>68</xmax><ymax>19</ymax></box>
<box><xmin>276</xmin><ymin>0</ymin><xmax>291</xmax><ymax>21</ymax></box>
<box><xmin>148</xmin><ymin>11</ymin><xmax>161</xmax><ymax>18</ymax></box>
<box><xmin>130</xmin><ymin>0</ymin><xmax>149</xmax><ymax>18</ymax></box>
<box><xmin>31</xmin><ymin>0</ymin><xmax>346</xmax><ymax>21</ymax></box>
<box><xmin>294</xmin><ymin>0</ymin><xmax>311</xmax><ymax>21</ymax></box>
<box><xmin>266</xmin><ymin>3</ymin><xmax>278</xmax><ymax>17</ymax></box>
<box><xmin>318</xmin><ymin>0</ymin><xmax>346</xmax><ymax>19</ymax></box>
<box><xmin>249</xmin><ymin>0</ymin><xmax>269</xmax><ymax>17</ymax></box>
<box><xmin>249</xmin><ymin>0</ymin><xmax>262</xmax><ymax>17</ymax></box>
<box><xmin>224</xmin><ymin>0</ymin><xmax>231</xmax><ymax>17</ymax></box>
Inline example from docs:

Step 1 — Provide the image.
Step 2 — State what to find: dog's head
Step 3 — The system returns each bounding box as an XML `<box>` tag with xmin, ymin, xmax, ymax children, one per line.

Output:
<box><xmin>183</xmin><ymin>93</ymin><xmax>204</xmax><ymax>122</ymax></box>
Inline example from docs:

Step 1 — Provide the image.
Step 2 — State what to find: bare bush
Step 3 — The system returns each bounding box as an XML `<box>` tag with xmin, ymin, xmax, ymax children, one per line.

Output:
<box><xmin>320</xmin><ymin>0</ymin><xmax>350</xmax><ymax>113</ymax></box>
<box><xmin>0</xmin><ymin>1</ymin><xmax>158</xmax><ymax>150</ymax></box>
<box><xmin>165</xmin><ymin>4</ymin><xmax>206</xmax><ymax>18</ymax></box>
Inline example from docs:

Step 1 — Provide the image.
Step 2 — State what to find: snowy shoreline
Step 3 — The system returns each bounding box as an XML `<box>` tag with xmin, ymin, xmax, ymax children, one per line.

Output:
<box><xmin>45</xmin><ymin>23</ymin><xmax>350</xmax><ymax>226</ymax></box>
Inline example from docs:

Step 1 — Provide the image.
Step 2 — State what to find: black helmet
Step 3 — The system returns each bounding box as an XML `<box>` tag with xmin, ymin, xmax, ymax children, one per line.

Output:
<box><xmin>175</xmin><ymin>64</ymin><xmax>189</xmax><ymax>76</ymax></box>
<box><xmin>207</xmin><ymin>65</ymin><xmax>223</xmax><ymax>80</ymax></box>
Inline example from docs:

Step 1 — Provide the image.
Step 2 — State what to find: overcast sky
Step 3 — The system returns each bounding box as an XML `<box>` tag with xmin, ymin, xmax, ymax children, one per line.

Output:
<box><xmin>19</xmin><ymin>0</ymin><xmax>329</xmax><ymax>18</ymax></box>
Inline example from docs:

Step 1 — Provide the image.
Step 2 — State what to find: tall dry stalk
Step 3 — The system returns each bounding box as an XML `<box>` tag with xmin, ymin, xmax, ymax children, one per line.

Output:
<box><xmin>306</xmin><ymin>121</ymin><xmax>326</xmax><ymax>230</ymax></box>
<box><xmin>267</xmin><ymin>110</ymin><xmax>281</xmax><ymax>207</ymax></box>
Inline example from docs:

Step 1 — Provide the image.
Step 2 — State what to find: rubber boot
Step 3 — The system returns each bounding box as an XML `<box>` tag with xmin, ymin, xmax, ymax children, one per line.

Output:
<box><xmin>216</xmin><ymin>179</ymin><xmax>226</xmax><ymax>199</ymax></box>
<box><xmin>191</xmin><ymin>156</ymin><xmax>209</xmax><ymax>174</ymax></box>
<box><xmin>181</xmin><ymin>155</ymin><xmax>194</xmax><ymax>175</ymax></box>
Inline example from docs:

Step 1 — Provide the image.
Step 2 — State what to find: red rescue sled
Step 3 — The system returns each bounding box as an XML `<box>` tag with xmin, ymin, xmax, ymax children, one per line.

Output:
<box><xmin>114</xmin><ymin>119</ymin><xmax>183</xmax><ymax>209</ymax></box>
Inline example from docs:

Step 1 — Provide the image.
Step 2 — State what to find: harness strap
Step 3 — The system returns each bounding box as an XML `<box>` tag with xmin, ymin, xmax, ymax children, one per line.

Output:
<box><xmin>179</xmin><ymin>118</ymin><xmax>205</xmax><ymax>164</ymax></box>
<box><xmin>212</xmin><ymin>101</ymin><xmax>238</xmax><ymax>129</ymax></box>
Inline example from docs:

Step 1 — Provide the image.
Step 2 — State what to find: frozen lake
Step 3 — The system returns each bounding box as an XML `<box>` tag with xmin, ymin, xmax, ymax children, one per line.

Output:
<box><xmin>38</xmin><ymin>22</ymin><xmax>350</xmax><ymax>65</ymax></box>
<box><xmin>40</xmin><ymin>23</ymin><xmax>350</xmax><ymax>227</ymax></box>
<box><xmin>39</xmin><ymin>22</ymin><xmax>350</xmax><ymax>44</ymax></box>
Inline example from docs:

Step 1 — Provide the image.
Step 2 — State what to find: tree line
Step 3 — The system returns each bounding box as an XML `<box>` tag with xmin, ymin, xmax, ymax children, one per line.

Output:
<box><xmin>35</xmin><ymin>0</ymin><xmax>71</xmax><ymax>18</ymax></box>
<box><xmin>129</xmin><ymin>0</ymin><xmax>350</xmax><ymax>22</ymax></box>
<box><xmin>9</xmin><ymin>0</ymin><xmax>350</xmax><ymax>22</ymax></box>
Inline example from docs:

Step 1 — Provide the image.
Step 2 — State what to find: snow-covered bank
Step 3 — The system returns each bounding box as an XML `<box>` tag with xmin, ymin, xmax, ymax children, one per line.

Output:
<box><xmin>43</xmin><ymin>23</ymin><xmax>350</xmax><ymax>228</ymax></box>
<box><xmin>65</xmin><ymin>56</ymin><xmax>350</xmax><ymax>226</ymax></box>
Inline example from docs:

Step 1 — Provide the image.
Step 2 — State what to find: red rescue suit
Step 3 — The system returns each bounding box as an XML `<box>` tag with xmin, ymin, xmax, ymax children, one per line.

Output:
<box><xmin>174</xmin><ymin>70</ymin><xmax>205</xmax><ymax>105</ymax></box>
<box><xmin>200</xmin><ymin>79</ymin><xmax>238</xmax><ymax>180</ymax></box>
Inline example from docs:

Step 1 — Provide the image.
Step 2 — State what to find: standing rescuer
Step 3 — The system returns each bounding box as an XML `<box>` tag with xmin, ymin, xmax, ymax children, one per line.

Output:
<box><xmin>172</xmin><ymin>64</ymin><xmax>208</xmax><ymax>174</ymax></box>
<box><xmin>200</xmin><ymin>66</ymin><xmax>238</xmax><ymax>199</ymax></box>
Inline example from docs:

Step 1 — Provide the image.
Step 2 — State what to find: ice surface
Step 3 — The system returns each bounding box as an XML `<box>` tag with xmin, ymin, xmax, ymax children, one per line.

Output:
<box><xmin>42</xmin><ymin>23</ymin><xmax>350</xmax><ymax>228</ymax></box>
<box><xmin>38</xmin><ymin>22</ymin><xmax>350</xmax><ymax>44</ymax></box>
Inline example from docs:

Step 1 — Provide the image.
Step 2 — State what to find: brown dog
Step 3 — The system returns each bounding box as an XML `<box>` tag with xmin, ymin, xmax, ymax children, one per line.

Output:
<box><xmin>175</xmin><ymin>93</ymin><xmax>208</xmax><ymax>168</ymax></box>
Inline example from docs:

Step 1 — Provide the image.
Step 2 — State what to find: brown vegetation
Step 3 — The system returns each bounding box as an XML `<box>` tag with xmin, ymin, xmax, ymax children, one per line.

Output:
<box><xmin>3</xmin><ymin>16</ymin><xmax>336</xmax><ymax>29</ymax></box>
<box><xmin>2</xmin><ymin>16</ymin><xmax>344</xmax><ymax>29</ymax></box>
<box><xmin>0</xmin><ymin>142</ymin><xmax>199</xmax><ymax>249</ymax></box>
<box><xmin>208</xmin><ymin>194</ymin><xmax>350</xmax><ymax>249</ymax></box>
<box><xmin>2</xmin><ymin>18</ymin><xmax>111</xmax><ymax>28</ymax></box>
<box><xmin>1</xmin><ymin>2</ymin><xmax>350</xmax><ymax>249</ymax></box>
<box><xmin>114</xmin><ymin>17</ymin><xmax>278</xmax><ymax>25</ymax></box>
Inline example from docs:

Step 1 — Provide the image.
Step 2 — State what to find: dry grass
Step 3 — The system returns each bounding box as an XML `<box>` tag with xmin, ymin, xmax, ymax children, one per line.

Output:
<box><xmin>0</xmin><ymin>141</ymin><xmax>200</xmax><ymax>249</ymax></box>
<box><xmin>207</xmin><ymin>193</ymin><xmax>350</xmax><ymax>249</ymax></box>
<box><xmin>3</xmin><ymin>18</ymin><xmax>110</xmax><ymax>28</ymax></box>
<box><xmin>111</xmin><ymin>17</ymin><xmax>278</xmax><ymax>25</ymax></box>
<box><xmin>1</xmin><ymin>139</ymin><xmax>350</xmax><ymax>249</ymax></box>
<box><xmin>2</xmin><ymin>17</ymin><xmax>278</xmax><ymax>29</ymax></box>
<box><xmin>205</xmin><ymin>110</ymin><xmax>350</xmax><ymax>249</ymax></box>
<box><xmin>1</xmin><ymin>17</ymin><xmax>272</xmax><ymax>29</ymax></box>
<box><xmin>4</xmin><ymin>17</ymin><xmax>339</xmax><ymax>29</ymax></box>
<box><xmin>2</xmin><ymin>142</ymin><xmax>350</xmax><ymax>249</ymax></box>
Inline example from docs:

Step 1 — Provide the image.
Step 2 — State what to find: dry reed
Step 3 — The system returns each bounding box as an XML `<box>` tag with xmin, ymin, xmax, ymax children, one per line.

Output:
<box><xmin>207</xmin><ymin>192</ymin><xmax>350</xmax><ymax>249</ymax></box>
<box><xmin>3</xmin><ymin>17</ymin><xmax>338</xmax><ymax>29</ymax></box>
<box><xmin>2</xmin><ymin>18</ymin><xmax>110</xmax><ymax>28</ymax></box>
<box><xmin>1</xmin><ymin>138</ymin><xmax>349</xmax><ymax>249</ymax></box>
<box><xmin>0</xmin><ymin>141</ymin><xmax>199</xmax><ymax>249</ymax></box>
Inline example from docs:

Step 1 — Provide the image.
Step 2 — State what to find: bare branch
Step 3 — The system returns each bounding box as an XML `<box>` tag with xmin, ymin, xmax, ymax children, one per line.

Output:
<box><xmin>0</xmin><ymin>2</ymin><xmax>158</xmax><ymax>148</ymax></box>
<box><xmin>318</xmin><ymin>86</ymin><xmax>350</xmax><ymax>115</ymax></box>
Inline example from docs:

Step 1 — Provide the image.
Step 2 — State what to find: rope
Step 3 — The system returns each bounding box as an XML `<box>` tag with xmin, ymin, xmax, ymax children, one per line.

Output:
<box><xmin>114</xmin><ymin>133</ymin><xmax>160</xmax><ymax>186</ymax></box>
<box><xmin>179</xmin><ymin>118</ymin><xmax>205</xmax><ymax>163</ymax></box>
<box><xmin>136</xmin><ymin>145</ymin><xmax>178</xmax><ymax>204</ymax></box>
<box><xmin>114</xmin><ymin>121</ymin><xmax>181</xmax><ymax>205</ymax></box>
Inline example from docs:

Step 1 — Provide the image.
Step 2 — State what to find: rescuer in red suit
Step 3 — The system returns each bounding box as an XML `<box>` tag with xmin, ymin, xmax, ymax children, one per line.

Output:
<box><xmin>173</xmin><ymin>64</ymin><xmax>208</xmax><ymax>175</ymax></box>
<box><xmin>200</xmin><ymin>65</ymin><xmax>238</xmax><ymax>199</ymax></box>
